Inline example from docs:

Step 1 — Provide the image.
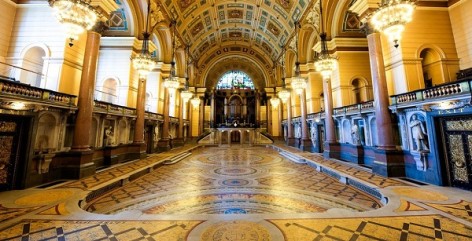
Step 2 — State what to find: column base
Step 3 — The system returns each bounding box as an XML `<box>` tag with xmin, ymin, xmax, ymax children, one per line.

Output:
<box><xmin>286</xmin><ymin>137</ymin><xmax>297</xmax><ymax>147</ymax></box>
<box><xmin>172</xmin><ymin>138</ymin><xmax>185</xmax><ymax>147</ymax></box>
<box><xmin>299</xmin><ymin>138</ymin><xmax>314</xmax><ymax>152</ymax></box>
<box><xmin>372</xmin><ymin>149</ymin><xmax>405</xmax><ymax>177</ymax></box>
<box><xmin>128</xmin><ymin>142</ymin><xmax>147</xmax><ymax>160</ymax></box>
<box><xmin>323</xmin><ymin>142</ymin><xmax>340</xmax><ymax>159</ymax></box>
<box><xmin>157</xmin><ymin>139</ymin><xmax>171</xmax><ymax>152</ymax></box>
<box><xmin>53</xmin><ymin>150</ymin><xmax>96</xmax><ymax>179</ymax></box>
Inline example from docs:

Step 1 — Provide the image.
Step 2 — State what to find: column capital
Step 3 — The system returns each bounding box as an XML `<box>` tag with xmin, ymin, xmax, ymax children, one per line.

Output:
<box><xmin>91</xmin><ymin>21</ymin><xmax>108</xmax><ymax>34</ymax></box>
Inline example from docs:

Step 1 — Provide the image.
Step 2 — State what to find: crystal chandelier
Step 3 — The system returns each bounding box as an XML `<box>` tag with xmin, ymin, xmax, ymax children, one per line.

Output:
<box><xmin>49</xmin><ymin>0</ymin><xmax>100</xmax><ymax>47</ymax></box>
<box><xmin>370</xmin><ymin>0</ymin><xmax>415</xmax><ymax>48</ymax></box>
<box><xmin>181</xmin><ymin>45</ymin><xmax>194</xmax><ymax>102</ymax></box>
<box><xmin>270</xmin><ymin>97</ymin><xmax>280</xmax><ymax>108</ymax></box>
<box><xmin>278</xmin><ymin>77</ymin><xmax>291</xmax><ymax>103</ymax></box>
<box><xmin>290</xmin><ymin>21</ymin><xmax>307</xmax><ymax>95</ymax></box>
<box><xmin>163</xmin><ymin>20</ymin><xmax>180</xmax><ymax>95</ymax></box>
<box><xmin>190</xmin><ymin>96</ymin><xmax>201</xmax><ymax>108</ymax></box>
<box><xmin>131</xmin><ymin>1</ymin><xmax>156</xmax><ymax>78</ymax></box>
<box><xmin>314</xmin><ymin>1</ymin><xmax>338</xmax><ymax>80</ymax></box>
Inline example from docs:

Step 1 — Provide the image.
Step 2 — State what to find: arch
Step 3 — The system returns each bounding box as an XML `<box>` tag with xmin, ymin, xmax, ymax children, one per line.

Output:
<box><xmin>417</xmin><ymin>46</ymin><xmax>446</xmax><ymax>87</ymax></box>
<box><xmin>341</xmin><ymin>119</ymin><xmax>352</xmax><ymax>144</ymax></box>
<box><xmin>118</xmin><ymin>118</ymin><xmax>128</xmax><ymax>144</ymax></box>
<box><xmin>99</xmin><ymin>77</ymin><xmax>119</xmax><ymax>104</ymax></box>
<box><xmin>350</xmin><ymin>76</ymin><xmax>371</xmax><ymax>104</ymax></box>
<box><xmin>19</xmin><ymin>44</ymin><xmax>50</xmax><ymax>87</ymax></box>
<box><xmin>145</xmin><ymin>92</ymin><xmax>152</xmax><ymax>111</ymax></box>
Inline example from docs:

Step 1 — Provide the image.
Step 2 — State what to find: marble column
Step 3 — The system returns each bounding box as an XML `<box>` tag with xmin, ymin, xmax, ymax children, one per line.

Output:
<box><xmin>299</xmin><ymin>89</ymin><xmax>313</xmax><ymax>152</ymax></box>
<box><xmin>323</xmin><ymin>77</ymin><xmax>340</xmax><ymax>158</ymax></box>
<box><xmin>199</xmin><ymin>96</ymin><xmax>204</xmax><ymax>135</ymax></box>
<box><xmin>367</xmin><ymin>27</ymin><xmax>404</xmax><ymax>177</ymax></box>
<box><xmin>157</xmin><ymin>87</ymin><xmax>171</xmax><ymax>152</ymax></box>
<box><xmin>210</xmin><ymin>90</ymin><xmax>215</xmax><ymax>127</ymax></box>
<box><xmin>279</xmin><ymin>101</ymin><xmax>283</xmax><ymax>137</ymax></box>
<box><xmin>174</xmin><ymin>92</ymin><xmax>185</xmax><ymax>147</ymax></box>
<box><xmin>66</xmin><ymin>28</ymin><xmax>103</xmax><ymax>178</ymax></box>
<box><xmin>267</xmin><ymin>98</ymin><xmax>272</xmax><ymax>135</ymax></box>
<box><xmin>256</xmin><ymin>91</ymin><xmax>261</xmax><ymax>127</ymax></box>
<box><xmin>129</xmin><ymin>76</ymin><xmax>147</xmax><ymax>158</ymax></box>
<box><xmin>286</xmin><ymin>93</ymin><xmax>296</xmax><ymax>146</ymax></box>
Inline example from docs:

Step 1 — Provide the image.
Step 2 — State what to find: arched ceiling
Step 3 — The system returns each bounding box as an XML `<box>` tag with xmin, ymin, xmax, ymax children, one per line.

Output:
<box><xmin>157</xmin><ymin>0</ymin><xmax>314</xmax><ymax>66</ymax></box>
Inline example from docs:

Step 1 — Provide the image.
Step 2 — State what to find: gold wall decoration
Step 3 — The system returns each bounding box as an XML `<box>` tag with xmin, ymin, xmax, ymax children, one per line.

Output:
<box><xmin>0</xmin><ymin>136</ymin><xmax>14</xmax><ymax>184</ymax></box>
<box><xmin>0</xmin><ymin>121</ymin><xmax>17</xmax><ymax>132</ymax></box>
<box><xmin>448</xmin><ymin>135</ymin><xmax>469</xmax><ymax>183</ymax></box>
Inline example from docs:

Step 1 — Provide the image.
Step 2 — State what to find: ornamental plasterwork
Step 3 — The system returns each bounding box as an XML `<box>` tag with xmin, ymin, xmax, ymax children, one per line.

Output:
<box><xmin>305</xmin><ymin>0</ymin><xmax>320</xmax><ymax>33</ymax></box>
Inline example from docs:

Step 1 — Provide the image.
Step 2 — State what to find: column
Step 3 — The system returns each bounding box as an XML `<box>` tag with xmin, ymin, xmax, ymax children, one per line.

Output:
<box><xmin>174</xmin><ymin>91</ymin><xmax>185</xmax><ymax>147</ymax></box>
<box><xmin>278</xmin><ymin>101</ymin><xmax>283</xmax><ymax>137</ymax></box>
<box><xmin>199</xmin><ymin>96</ymin><xmax>204</xmax><ymax>135</ymax></box>
<box><xmin>157</xmin><ymin>87</ymin><xmax>171</xmax><ymax>151</ymax></box>
<box><xmin>67</xmin><ymin>28</ymin><xmax>103</xmax><ymax>178</ymax></box>
<box><xmin>367</xmin><ymin>26</ymin><xmax>404</xmax><ymax>177</ymax></box>
<box><xmin>286</xmin><ymin>93</ymin><xmax>296</xmax><ymax>146</ymax></box>
<box><xmin>210</xmin><ymin>90</ymin><xmax>215</xmax><ymax>127</ymax></box>
<box><xmin>130</xmin><ymin>75</ymin><xmax>147</xmax><ymax>158</ymax></box>
<box><xmin>323</xmin><ymin>77</ymin><xmax>340</xmax><ymax>158</ymax></box>
<box><xmin>299</xmin><ymin>89</ymin><xmax>313</xmax><ymax>152</ymax></box>
<box><xmin>267</xmin><ymin>98</ymin><xmax>272</xmax><ymax>135</ymax></box>
<box><xmin>256</xmin><ymin>91</ymin><xmax>261</xmax><ymax>126</ymax></box>
<box><xmin>188</xmin><ymin>100</ymin><xmax>193</xmax><ymax>138</ymax></box>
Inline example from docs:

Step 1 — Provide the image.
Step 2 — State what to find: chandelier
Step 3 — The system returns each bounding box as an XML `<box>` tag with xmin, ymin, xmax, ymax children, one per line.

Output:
<box><xmin>370</xmin><ymin>0</ymin><xmax>415</xmax><ymax>48</ymax></box>
<box><xmin>270</xmin><ymin>97</ymin><xmax>280</xmax><ymax>108</ymax></box>
<box><xmin>131</xmin><ymin>1</ymin><xmax>156</xmax><ymax>78</ymax></box>
<box><xmin>163</xmin><ymin>20</ymin><xmax>180</xmax><ymax>94</ymax></box>
<box><xmin>190</xmin><ymin>96</ymin><xmax>201</xmax><ymax>108</ymax></box>
<box><xmin>290</xmin><ymin>21</ymin><xmax>307</xmax><ymax>95</ymax></box>
<box><xmin>278</xmin><ymin>78</ymin><xmax>291</xmax><ymax>103</ymax></box>
<box><xmin>49</xmin><ymin>0</ymin><xmax>100</xmax><ymax>47</ymax></box>
<box><xmin>181</xmin><ymin>45</ymin><xmax>194</xmax><ymax>102</ymax></box>
<box><xmin>314</xmin><ymin>1</ymin><xmax>338</xmax><ymax>80</ymax></box>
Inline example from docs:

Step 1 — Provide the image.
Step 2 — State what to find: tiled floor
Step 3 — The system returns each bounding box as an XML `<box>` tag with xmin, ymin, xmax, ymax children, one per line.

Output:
<box><xmin>0</xmin><ymin>145</ymin><xmax>471</xmax><ymax>241</ymax></box>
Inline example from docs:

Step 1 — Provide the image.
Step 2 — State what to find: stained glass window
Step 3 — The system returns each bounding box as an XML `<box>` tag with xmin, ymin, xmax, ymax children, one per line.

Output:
<box><xmin>216</xmin><ymin>70</ymin><xmax>254</xmax><ymax>90</ymax></box>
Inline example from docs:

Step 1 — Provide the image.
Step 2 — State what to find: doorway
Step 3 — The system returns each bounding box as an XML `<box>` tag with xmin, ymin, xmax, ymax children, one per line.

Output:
<box><xmin>438</xmin><ymin>116</ymin><xmax>472</xmax><ymax>190</ymax></box>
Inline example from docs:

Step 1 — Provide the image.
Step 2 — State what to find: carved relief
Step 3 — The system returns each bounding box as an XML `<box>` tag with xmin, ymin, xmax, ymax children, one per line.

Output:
<box><xmin>277</xmin><ymin>0</ymin><xmax>293</xmax><ymax>9</ymax></box>
<box><xmin>191</xmin><ymin>22</ymin><xmax>204</xmax><ymax>36</ymax></box>
<box><xmin>178</xmin><ymin>0</ymin><xmax>195</xmax><ymax>12</ymax></box>
<box><xmin>267</xmin><ymin>22</ymin><xmax>280</xmax><ymax>37</ymax></box>
<box><xmin>228</xmin><ymin>9</ymin><xmax>243</xmax><ymax>19</ymax></box>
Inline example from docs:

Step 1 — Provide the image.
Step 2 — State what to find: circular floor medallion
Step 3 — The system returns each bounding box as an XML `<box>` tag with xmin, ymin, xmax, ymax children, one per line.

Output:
<box><xmin>221</xmin><ymin>179</ymin><xmax>250</xmax><ymax>187</ymax></box>
<box><xmin>215</xmin><ymin>167</ymin><xmax>257</xmax><ymax>176</ymax></box>
<box><xmin>200</xmin><ymin>221</ymin><xmax>271</xmax><ymax>241</ymax></box>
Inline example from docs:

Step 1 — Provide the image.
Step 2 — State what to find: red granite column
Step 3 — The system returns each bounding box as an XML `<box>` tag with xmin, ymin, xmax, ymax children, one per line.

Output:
<box><xmin>66</xmin><ymin>28</ymin><xmax>103</xmax><ymax>178</ymax></box>
<box><xmin>174</xmin><ymin>91</ymin><xmax>185</xmax><ymax>147</ymax></box>
<box><xmin>367</xmin><ymin>26</ymin><xmax>404</xmax><ymax>177</ymax></box>
<box><xmin>199</xmin><ymin>96</ymin><xmax>204</xmax><ymax>135</ymax></box>
<box><xmin>299</xmin><ymin>89</ymin><xmax>312</xmax><ymax>152</ymax></box>
<box><xmin>323</xmin><ymin>77</ymin><xmax>340</xmax><ymax>158</ymax></box>
<box><xmin>157</xmin><ymin>86</ymin><xmax>171</xmax><ymax>151</ymax></box>
<box><xmin>267</xmin><ymin>98</ymin><xmax>272</xmax><ymax>135</ymax></box>
<box><xmin>286</xmin><ymin>93</ymin><xmax>296</xmax><ymax>146</ymax></box>
<box><xmin>210</xmin><ymin>90</ymin><xmax>215</xmax><ymax>127</ymax></box>
<box><xmin>129</xmin><ymin>76</ymin><xmax>147</xmax><ymax>159</ymax></box>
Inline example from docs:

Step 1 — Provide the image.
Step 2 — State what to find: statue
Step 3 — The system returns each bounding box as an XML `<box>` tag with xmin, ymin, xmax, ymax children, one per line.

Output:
<box><xmin>351</xmin><ymin>124</ymin><xmax>360</xmax><ymax>145</ymax></box>
<box><xmin>105</xmin><ymin>126</ymin><xmax>114</xmax><ymax>146</ymax></box>
<box><xmin>409</xmin><ymin>114</ymin><xmax>429</xmax><ymax>151</ymax></box>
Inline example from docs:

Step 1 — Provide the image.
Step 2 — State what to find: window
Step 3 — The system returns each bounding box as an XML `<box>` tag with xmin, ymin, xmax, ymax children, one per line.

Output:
<box><xmin>216</xmin><ymin>70</ymin><xmax>254</xmax><ymax>90</ymax></box>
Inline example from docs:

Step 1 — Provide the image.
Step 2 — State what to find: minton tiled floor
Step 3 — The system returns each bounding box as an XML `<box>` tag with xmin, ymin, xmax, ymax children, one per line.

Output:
<box><xmin>0</xmin><ymin>145</ymin><xmax>472</xmax><ymax>241</ymax></box>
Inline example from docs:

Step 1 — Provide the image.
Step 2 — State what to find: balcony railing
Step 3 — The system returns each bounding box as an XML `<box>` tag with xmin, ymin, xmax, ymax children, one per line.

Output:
<box><xmin>93</xmin><ymin>100</ymin><xmax>136</xmax><ymax>116</ymax></box>
<box><xmin>390</xmin><ymin>79</ymin><xmax>471</xmax><ymax>106</ymax></box>
<box><xmin>0</xmin><ymin>76</ymin><xmax>76</xmax><ymax>108</ymax></box>
<box><xmin>333</xmin><ymin>100</ymin><xmax>375</xmax><ymax>116</ymax></box>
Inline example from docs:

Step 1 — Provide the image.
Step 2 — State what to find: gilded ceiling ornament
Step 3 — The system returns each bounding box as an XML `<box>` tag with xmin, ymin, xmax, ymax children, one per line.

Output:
<box><xmin>278</xmin><ymin>0</ymin><xmax>292</xmax><ymax>9</ymax></box>
<box><xmin>178</xmin><ymin>0</ymin><xmax>195</xmax><ymax>12</ymax></box>
<box><xmin>306</xmin><ymin>1</ymin><xmax>321</xmax><ymax>32</ymax></box>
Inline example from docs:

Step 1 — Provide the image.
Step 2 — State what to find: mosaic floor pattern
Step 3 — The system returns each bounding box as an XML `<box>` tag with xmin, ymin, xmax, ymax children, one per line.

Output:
<box><xmin>0</xmin><ymin>145</ymin><xmax>471</xmax><ymax>241</ymax></box>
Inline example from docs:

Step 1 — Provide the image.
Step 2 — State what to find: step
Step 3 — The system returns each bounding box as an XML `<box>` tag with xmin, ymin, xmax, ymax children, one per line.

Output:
<box><xmin>279</xmin><ymin>151</ymin><xmax>306</xmax><ymax>164</ymax></box>
<box><xmin>163</xmin><ymin>152</ymin><xmax>192</xmax><ymax>165</ymax></box>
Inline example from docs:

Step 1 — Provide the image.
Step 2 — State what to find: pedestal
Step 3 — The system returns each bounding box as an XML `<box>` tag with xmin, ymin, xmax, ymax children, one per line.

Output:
<box><xmin>172</xmin><ymin>138</ymin><xmax>185</xmax><ymax>147</ymax></box>
<box><xmin>129</xmin><ymin>143</ymin><xmax>147</xmax><ymax>160</ymax></box>
<box><xmin>372</xmin><ymin>149</ymin><xmax>405</xmax><ymax>177</ymax></box>
<box><xmin>54</xmin><ymin>150</ymin><xmax>96</xmax><ymax>179</ymax></box>
<box><xmin>323</xmin><ymin>142</ymin><xmax>340</xmax><ymax>159</ymax></box>
<box><xmin>286</xmin><ymin>137</ymin><xmax>297</xmax><ymax>147</ymax></box>
<box><xmin>103</xmin><ymin>146</ymin><xmax>119</xmax><ymax>166</ymax></box>
<box><xmin>299</xmin><ymin>138</ymin><xmax>314</xmax><ymax>152</ymax></box>
<box><xmin>157</xmin><ymin>138</ymin><xmax>171</xmax><ymax>152</ymax></box>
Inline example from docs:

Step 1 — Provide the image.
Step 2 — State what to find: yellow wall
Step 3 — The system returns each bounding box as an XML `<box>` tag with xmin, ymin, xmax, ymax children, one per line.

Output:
<box><xmin>449</xmin><ymin>0</ymin><xmax>472</xmax><ymax>69</ymax></box>
<box><xmin>0</xmin><ymin>0</ymin><xmax>15</xmax><ymax>60</ymax></box>
<box><xmin>384</xmin><ymin>7</ymin><xmax>460</xmax><ymax>95</ymax></box>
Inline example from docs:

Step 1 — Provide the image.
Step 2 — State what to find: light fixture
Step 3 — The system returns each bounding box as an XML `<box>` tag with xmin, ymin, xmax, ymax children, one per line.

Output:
<box><xmin>277</xmin><ymin>48</ymin><xmax>291</xmax><ymax>103</ymax></box>
<box><xmin>270</xmin><ymin>97</ymin><xmax>280</xmax><ymax>109</ymax></box>
<box><xmin>163</xmin><ymin>20</ymin><xmax>180</xmax><ymax>95</ymax></box>
<box><xmin>49</xmin><ymin>0</ymin><xmax>100</xmax><ymax>47</ymax></box>
<box><xmin>190</xmin><ymin>96</ymin><xmax>201</xmax><ymax>108</ymax></box>
<box><xmin>290</xmin><ymin>21</ymin><xmax>307</xmax><ymax>95</ymax></box>
<box><xmin>131</xmin><ymin>0</ymin><xmax>157</xmax><ymax>78</ymax></box>
<box><xmin>370</xmin><ymin>0</ymin><xmax>415</xmax><ymax>48</ymax></box>
<box><xmin>181</xmin><ymin>45</ymin><xmax>193</xmax><ymax>102</ymax></box>
<box><xmin>278</xmin><ymin>78</ymin><xmax>291</xmax><ymax>103</ymax></box>
<box><xmin>314</xmin><ymin>0</ymin><xmax>338</xmax><ymax>80</ymax></box>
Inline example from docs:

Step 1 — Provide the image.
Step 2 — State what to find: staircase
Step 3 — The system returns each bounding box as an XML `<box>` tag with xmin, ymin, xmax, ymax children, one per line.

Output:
<box><xmin>163</xmin><ymin>151</ymin><xmax>192</xmax><ymax>165</ymax></box>
<box><xmin>279</xmin><ymin>151</ymin><xmax>306</xmax><ymax>164</ymax></box>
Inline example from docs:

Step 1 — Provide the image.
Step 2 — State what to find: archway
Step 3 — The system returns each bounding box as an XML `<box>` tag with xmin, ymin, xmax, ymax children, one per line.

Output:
<box><xmin>20</xmin><ymin>46</ymin><xmax>46</xmax><ymax>87</ymax></box>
